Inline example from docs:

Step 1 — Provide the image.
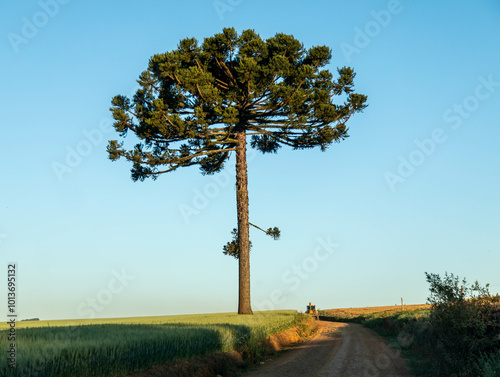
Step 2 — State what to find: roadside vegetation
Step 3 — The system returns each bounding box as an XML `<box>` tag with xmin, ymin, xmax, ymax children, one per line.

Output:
<box><xmin>321</xmin><ymin>273</ymin><xmax>500</xmax><ymax>377</ymax></box>
<box><xmin>322</xmin><ymin>303</ymin><xmax>430</xmax><ymax>318</ymax></box>
<box><xmin>0</xmin><ymin>311</ymin><xmax>314</xmax><ymax>377</ymax></box>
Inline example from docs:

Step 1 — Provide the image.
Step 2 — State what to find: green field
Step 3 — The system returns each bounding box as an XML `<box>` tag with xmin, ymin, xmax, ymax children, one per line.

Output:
<box><xmin>1</xmin><ymin>310</ymin><xmax>300</xmax><ymax>377</ymax></box>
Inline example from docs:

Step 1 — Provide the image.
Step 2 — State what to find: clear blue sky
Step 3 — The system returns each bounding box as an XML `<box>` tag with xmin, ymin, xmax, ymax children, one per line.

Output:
<box><xmin>1</xmin><ymin>0</ymin><xmax>499</xmax><ymax>320</ymax></box>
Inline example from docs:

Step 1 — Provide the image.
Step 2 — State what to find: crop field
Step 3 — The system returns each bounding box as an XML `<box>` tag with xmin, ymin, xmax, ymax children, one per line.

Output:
<box><xmin>0</xmin><ymin>310</ymin><xmax>300</xmax><ymax>377</ymax></box>
<box><xmin>322</xmin><ymin>304</ymin><xmax>431</xmax><ymax>318</ymax></box>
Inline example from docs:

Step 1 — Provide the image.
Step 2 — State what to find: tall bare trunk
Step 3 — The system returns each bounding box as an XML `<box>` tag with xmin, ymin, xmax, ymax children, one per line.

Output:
<box><xmin>236</xmin><ymin>130</ymin><xmax>252</xmax><ymax>315</ymax></box>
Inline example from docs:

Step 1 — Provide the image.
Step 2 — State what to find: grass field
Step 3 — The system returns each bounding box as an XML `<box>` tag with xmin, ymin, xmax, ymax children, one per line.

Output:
<box><xmin>0</xmin><ymin>310</ymin><xmax>298</xmax><ymax>330</ymax></box>
<box><xmin>322</xmin><ymin>304</ymin><xmax>430</xmax><ymax>318</ymax></box>
<box><xmin>1</xmin><ymin>310</ymin><xmax>301</xmax><ymax>377</ymax></box>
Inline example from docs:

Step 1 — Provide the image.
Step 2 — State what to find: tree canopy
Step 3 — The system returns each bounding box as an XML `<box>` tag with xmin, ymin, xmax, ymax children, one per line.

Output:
<box><xmin>108</xmin><ymin>27</ymin><xmax>367</xmax><ymax>178</ymax></box>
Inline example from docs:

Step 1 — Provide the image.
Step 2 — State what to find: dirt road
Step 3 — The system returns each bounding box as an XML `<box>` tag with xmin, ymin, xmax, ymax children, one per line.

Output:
<box><xmin>243</xmin><ymin>321</ymin><xmax>413</xmax><ymax>377</ymax></box>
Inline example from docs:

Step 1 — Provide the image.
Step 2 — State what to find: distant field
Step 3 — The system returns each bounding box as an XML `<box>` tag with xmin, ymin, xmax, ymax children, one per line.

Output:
<box><xmin>322</xmin><ymin>304</ymin><xmax>431</xmax><ymax>318</ymax></box>
<box><xmin>1</xmin><ymin>311</ymin><xmax>300</xmax><ymax>377</ymax></box>
<box><xmin>0</xmin><ymin>310</ymin><xmax>297</xmax><ymax>330</ymax></box>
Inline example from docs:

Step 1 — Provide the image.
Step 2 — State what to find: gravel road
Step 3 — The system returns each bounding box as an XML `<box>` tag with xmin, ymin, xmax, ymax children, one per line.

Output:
<box><xmin>243</xmin><ymin>321</ymin><xmax>413</xmax><ymax>377</ymax></box>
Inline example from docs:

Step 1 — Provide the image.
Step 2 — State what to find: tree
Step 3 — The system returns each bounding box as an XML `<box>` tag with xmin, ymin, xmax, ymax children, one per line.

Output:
<box><xmin>107</xmin><ymin>28</ymin><xmax>367</xmax><ymax>314</ymax></box>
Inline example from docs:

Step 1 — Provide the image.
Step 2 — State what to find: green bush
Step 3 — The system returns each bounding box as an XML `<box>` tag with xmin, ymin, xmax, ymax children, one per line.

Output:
<box><xmin>320</xmin><ymin>273</ymin><xmax>500</xmax><ymax>377</ymax></box>
<box><xmin>477</xmin><ymin>350</ymin><xmax>500</xmax><ymax>377</ymax></box>
<box><xmin>425</xmin><ymin>272</ymin><xmax>500</xmax><ymax>377</ymax></box>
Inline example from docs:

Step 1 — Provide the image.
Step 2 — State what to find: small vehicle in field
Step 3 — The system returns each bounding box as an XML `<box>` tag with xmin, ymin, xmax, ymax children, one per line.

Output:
<box><xmin>306</xmin><ymin>302</ymin><xmax>317</xmax><ymax>314</ymax></box>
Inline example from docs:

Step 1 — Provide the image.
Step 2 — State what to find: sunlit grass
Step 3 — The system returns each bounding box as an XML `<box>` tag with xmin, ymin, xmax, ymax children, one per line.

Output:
<box><xmin>0</xmin><ymin>311</ymin><xmax>300</xmax><ymax>377</ymax></box>
<box><xmin>0</xmin><ymin>310</ymin><xmax>297</xmax><ymax>330</ymax></box>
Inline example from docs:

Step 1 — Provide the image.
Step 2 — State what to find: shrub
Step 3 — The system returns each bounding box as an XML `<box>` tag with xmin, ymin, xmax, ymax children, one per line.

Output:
<box><xmin>425</xmin><ymin>272</ymin><xmax>500</xmax><ymax>376</ymax></box>
<box><xmin>477</xmin><ymin>349</ymin><xmax>500</xmax><ymax>377</ymax></box>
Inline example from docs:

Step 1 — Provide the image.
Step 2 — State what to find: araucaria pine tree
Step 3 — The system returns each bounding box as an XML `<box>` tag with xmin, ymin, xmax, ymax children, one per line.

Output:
<box><xmin>107</xmin><ymin>28</ymin><xmax>367</xmax><ymax>314</ymax></box>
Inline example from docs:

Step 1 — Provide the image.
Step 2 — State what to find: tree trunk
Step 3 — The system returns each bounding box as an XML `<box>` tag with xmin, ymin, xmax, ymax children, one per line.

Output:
<box><xmin>236</xmin><ymin>130</ymin><xmax>252</xmax><ymax>315</ymax></box>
